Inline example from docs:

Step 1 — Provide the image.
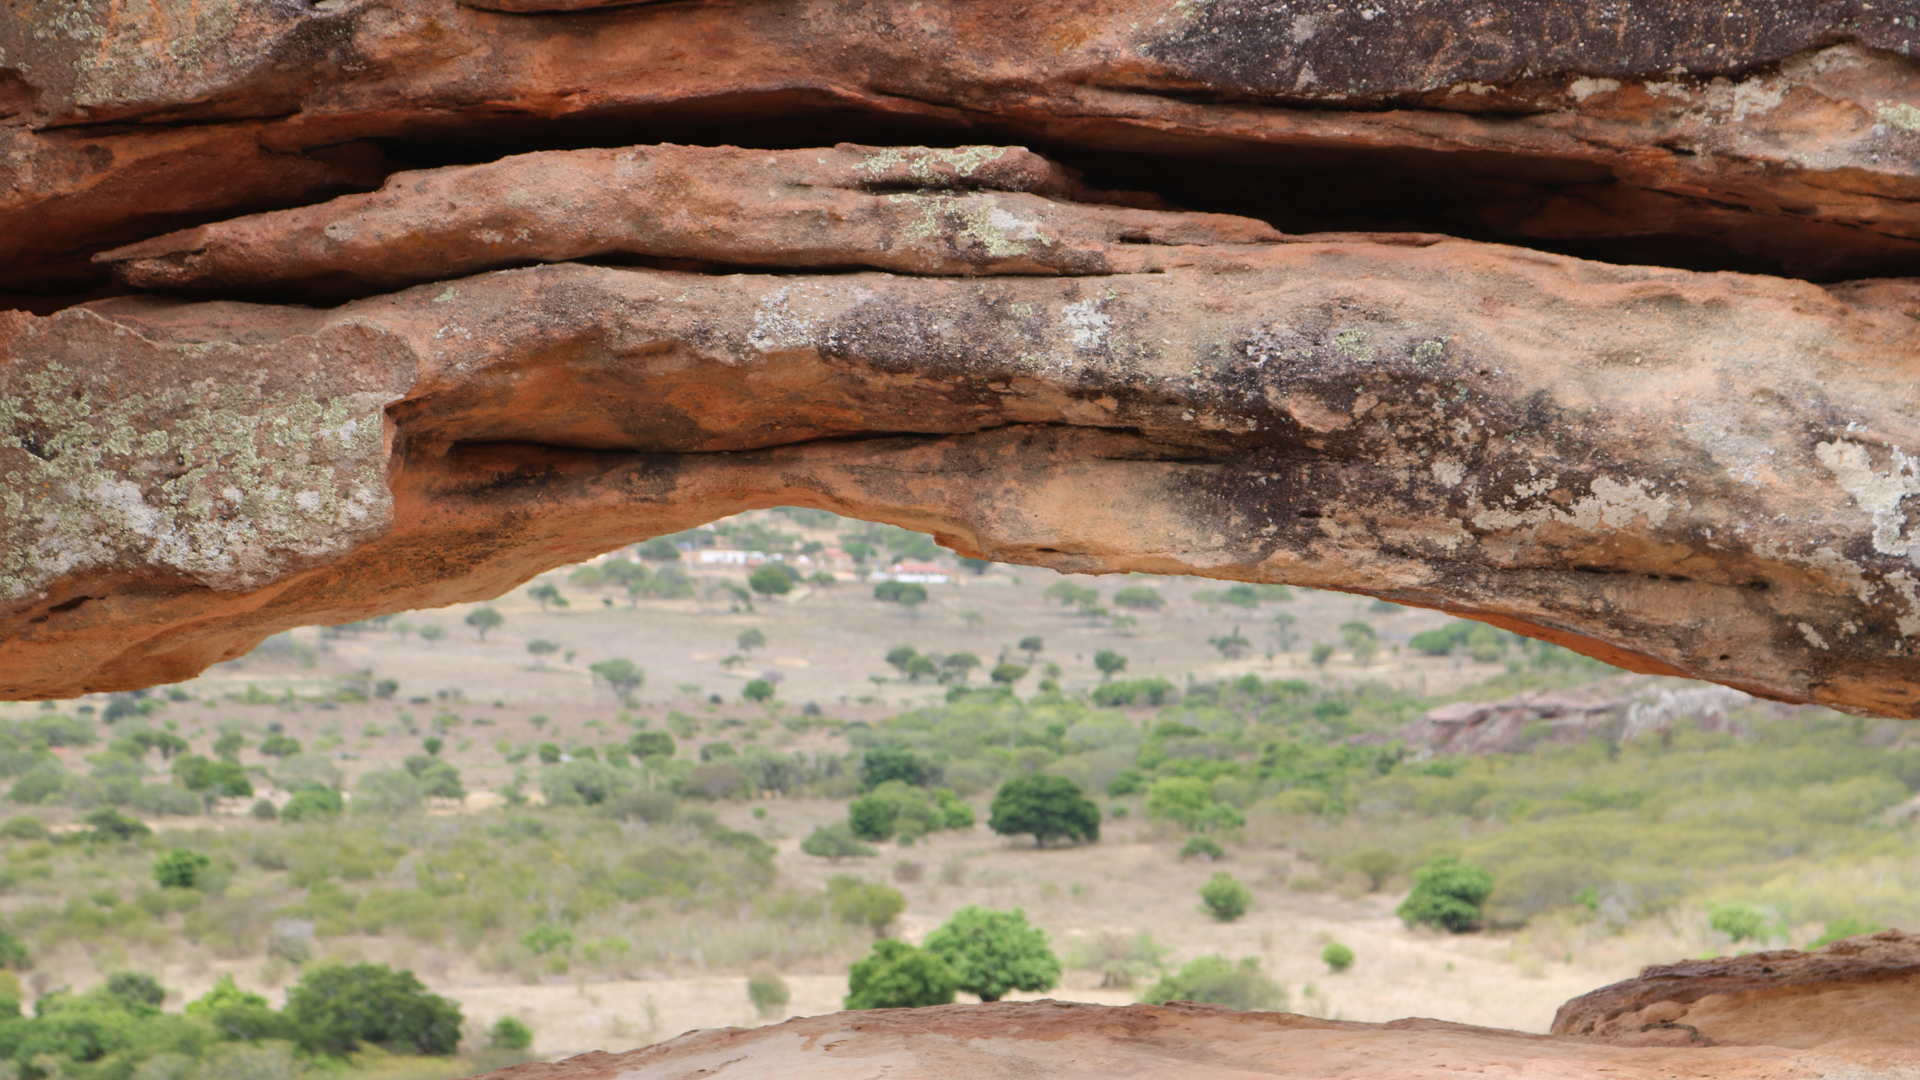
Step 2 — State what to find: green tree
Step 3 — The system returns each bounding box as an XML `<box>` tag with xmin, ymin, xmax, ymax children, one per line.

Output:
<box><xmin>1112</xmin><ymin>586</ymin><xmax>1165</xmax><ymax>611</ymax></box>
<box><xmin>417</xmin><ymin>624</ymin><xmax>446</xmax><ymax>646</ymax></box>
<box><xmin>1199</xmin><ymin>873</ymin><xmax>1252</xmax><ymax>922</ymax></box>
<box><xmin>281</xmin><ymin>785</ymin><xmax>344</xmax><ymax>823</ymax></box>
<box><xmin>800</xmin><ymin>823</ymin><xmax>877</xmax><ymax>862</ymax></box>
<box><xmin>1709</xmin><ymin>904</ymin><xmax>1771</xmax><ymax>944</ymax></box>
<box><xmin>1018</xmin><ymin>636</ymin><xmax>1044</xmax><ymax>661</ymax></box>
<box><xmin>1813</xmin><ymin>917</ymin><xmax>1886</xmax><ymax>948</ymax></box>
<box><xmin>1321</xmin><ymin>942</ymin><xmax>1355</xmax><ymax>973</ymax></box>
<box><xmin>1309</xmin><ymin>641</ymin><xmax>1334</xmax><ymax>668</ymax></box>
<box><xmin>1092</xmin><ymin>650</ymin><xmax>1127</xmax><ymax>680</ymax></box>
<box><xmin>861</xmin><ymin>748</ymin><xmax>938</xmax><ymax>791</ymax></box>
<box><xmin>843</xmin><ymin>941</ymin><xmax>957</xmax><ymax>1010</ymax></box>
<box><xmin>848</xmin><ymin>795</ymin><xmax>900</xmax><ymax>842</ymax></box>
<box><xmin>284</xmin><ymin>963</ymin><xmax>462</xmax><ymax>1056</ymax></box>
<box><xmin>905</xmin><ymin>655</ymin><xmax>938</xmax><ymax>681</ymax></box>
<box><xmin>173</xmin><ymin>756</ymin><xmax>253</xmax><ymax>799</ymax></box>
<box><xmin>526</xmin><ymin>639</ymin><xmax>560</xmax><ymax>669</ymax></box>
<box><xmin>527</xmin><ymin>583</ymin><xmax>567</xmax><ymax>612</ymax></box>
<box><xmin>1145</xmin><ymin>777</ymin><xmax>1215</xmax><ymax>830</ymax></box>
<box><xmin>85</xmin><ymin>807</ymin><xmax>150</xmax><ymax>841</ymax></box>
<box><xmin>1397</xmin><ymin>856</ymin><xmax>1495</xmax><ymax>932</ymax></box>
<box><xmin>921</xmin><ymin>907</ymin><xmax>1061</xmax><ymax>1002</ymax></box>
<box><xmin>939</xmin><ymin>652</ymin><xmax>981</xmax><ymax>684</ymax></box>
<box><xmin>488</xmin><ymin>1016</ymin><xmax>533</xmax><ymax>1050</ymax></box>
<box><xmin>829</xmin><ymin>878</ymin><xmax>907</xmax><ymax>937</ymax></box>
<box><xmin>737</xmin><ymin>628</ymin><xmax>767</xmax><ymax>653</ymax></box>
<box><xmin>211</xmin><ymin>733</ymin><xmax>246</xmax><ymax>761</ymax></box>
<box><xmin>748</xmin><ymin>564</ymin><xmax>795</xmax><ymax>598</ymax></box>
<box><xmin>352</xmin><ymin>769</ymin><xmax>423</xmax><ymax>815</ymax></box>
<box><xmin>628</xmin><ymin>731</ymin><xmax>675</xmax><ymax>760</ymax></box>
<box><xmin>743</xmin><ymin>679</ymin><xmax>776</xmax><ymax>704</ymax></box>
<box><xmin>465</xmin><ymin>606</ymin><xmax>505</xmax><ymax>641</ymax></box>
<box><xmin>258</xmin><ymin>734</ymin><xmax>301</xmax><ymax>758</ymax></box>
<box><xmin>1209</xmin><ymin>628</ymin><xmax>1251</xmax><ymax>659</ymax></box>
<box><xmin>186</xmin><ymin>974</ymin><xmax>297</xmax><ymax>1042</ymax></box>
<box><xmin>153</xmin><ymin>849</ymin><xmax>212</xmax><ymax>889</ymax></box>
<box><xmin>988</xmin><ymin>775</ymin><xmax>1099</xmax><ymax>847</ymax></box>
<box><xmin>989</xmin><ymin>662</ymin><xmax>1029</xmax><ymax>686</ymax></box>
<box><xmin>590</xmin><ymin>658</ymin><xmax>644</xmax><ymax>704</ymax></box>
<box><xmin>1141</xmin><ymin>956</ymin><xmax>1284</xmax><ymax>1010</ymax></box>
<box><xmin>639</xmin><ymin>537</ymin><xmax>682</xmax><ymax>562</ymax></box>
<box><xmin>884</xmin><ymin>646</ymin><xmax>919</xmax><ymax>676</ymax></box>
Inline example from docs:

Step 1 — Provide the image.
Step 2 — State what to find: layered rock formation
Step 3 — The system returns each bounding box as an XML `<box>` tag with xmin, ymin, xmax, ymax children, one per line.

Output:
<box><xmin>1553</xmin><ymin>930</ymin><xmax>1920</xmax><ymax>1049</ymax></box>
<box><xmin>4</xmin><ymin>2</ymin><xmax>1919</xmax><ymax>712</ymax></box>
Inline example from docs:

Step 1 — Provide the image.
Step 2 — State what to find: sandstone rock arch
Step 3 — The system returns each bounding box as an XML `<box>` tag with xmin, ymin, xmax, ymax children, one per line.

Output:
<box><xmin>3</xmin><ymin>1</ymin><xmax>1918</xmax><ymax>716</ymax></box>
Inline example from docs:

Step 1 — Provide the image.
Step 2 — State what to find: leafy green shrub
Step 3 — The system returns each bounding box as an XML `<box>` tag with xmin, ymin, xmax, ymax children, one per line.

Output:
<box><xmin>8</xmin><ymin>770</ymin><xmax>63</xmax><ymax>804</ymax></box>
<box><xmin>85</xmin><ymin>807</ymin><xmax>150</xmax><ymax>841</ymax></box>
<box><xmin>185</xmin><ymin>973</ymin><xmax>296</xmax><ymax>1042</ymax></box>
<box><xmin>743</xmin><ymin>679</ymin><xmax>776</xmax><ymax>703</ymax></box>
<box><xmin>284</xmin><ymin>963</ymin><xmax>462</xmax><ymax>1056</ymax></box>
<box><xmin>352</xmin><ymin>769</ymin><xmax>423</xmax><ymax>815</ymax></box>
<box><xmin>153</xmin><ymin>849</ymin><xmax>212</xmax><ymax>890</ymax></box>
<box><xmin>861</xmin><ymin>748</ymin><xmax>938</xmax><ymax>791</ymax></box>
<box><xmin>1112</xmin><ymin>587</ymin><xmax>1165</xmax><ymax>611</ymax></box>
<box><xmin>1321</xmin><ymin>942</ymin><xmax>1355</xmax><ymax>972</ymax></box>
<box><xmin>1708</xmin><ymin>903</ymin><xmax>1771</xmax><ymax>944</ymax></box>
<box><xmin>280</xmin><ymin>786</ymin><xmax>344</xmax><ymax>823</ymax></box>
<box><xmin>172</xmin><ymin>756</ymin><xmax>253</xmax><ymax>798</ymax></box>
<box><xmin>1140</xmin><ymin>956</ymin><xmax>1284</xmax><ymax>1010</ymax></box>
<box><xmin>921</xmin><ymin>907</ymin><xmax>1061</xmax><ymax>1002</ymax></box>
<box><xmin>129</xmin><ymin>782</ymin><xmax>200</xmax><ymax>816</ymax></box>
<box><xmin>801</xmin><ymin>823</ymin><xmax>877</xmax><ymax>861</ymax></box>
<box><xmin>521</xmin><ymin>925</ymin><xmax>574</xmax><ymax>954</ymax></box>
<box><xmin>0</xmin><ymin>816</ymin><xmax>46</xmax><ymax>840</ymax></box>
<box><xmin>1199</xmin><ymin>872</ymin><xmax>1252</xmax><ymax>922</ymax></box>
<box><xmin>988</xmin><ymin>775</ymin><xmax>1099</xmax><ymax>847</ymax></box>
<box><xmin>1813</xmin><ymin>916</ymin><xmax>1887</xmax><ymax>947</ymax></box>
<box><xmin>1090</xmin><ymin>678</ymin><xmax>1179</xmax><ymax>708</ymax></box>
<box><xmin>843</xmin><ymin>940</ymin><xmax>956</xmax><ymax>1010</ymax></box>
<box><xmin>488</xmin><ymin>1016</ymin><xmax>533</xmax><ymax>1050</ymax></box>
<box><xmin>1343</xmin><ymin>848</ymin><xmax>1398</xmax><ymax>892</ymax></box>
<box><xmin>629</xmin><ymin>731</ymin><xmax>676</xmax><ymax>760</ymax></box>
<box><xmin>603</xmin><ymin>789</ymin><xmax>678</xmax><ymax>823</ymax></box>
<box><xmin>0</xmin><ymin>928</ymin><xmax>28</xmax><ymax>971</ymax></box>
<box><xmin>747</xmin><ymin>974</ymin><xmax>792</xmax><ymax>1019</ymax></box>
<box><xmin>1397</xmin><ymin>856</ymin><xmax>1494</xmax><ymax>932</ymax></box>
<box><xmin>1107</xmin><ymin>770</ymin><xmax>1147</xmax><ymax>797</ymax></box>
<box><xmin>540</xmin><ymin>760</ymin><xmax>631</xmax><ymax>806</ymax></box>
<box><xmin>1180</xmin><ymin>836</ymin><xmax>1225</xmax><ymax>861</ymax></box>
<box><xmin>828</xmin><ymin>877</ymin><xmax>906</xmax><ymax>937</ymax></box>
<box><xmin>258</xmin><ymin>735</ymin><xmax>301</xmax><ymax>758</ymax></box>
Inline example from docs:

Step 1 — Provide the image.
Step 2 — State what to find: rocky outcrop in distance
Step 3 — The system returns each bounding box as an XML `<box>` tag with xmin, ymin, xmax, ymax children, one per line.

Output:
<box><xmin>3</xmin><ymin>2</ymin><xmax>1919</xmax><ymax>713</ymax></box>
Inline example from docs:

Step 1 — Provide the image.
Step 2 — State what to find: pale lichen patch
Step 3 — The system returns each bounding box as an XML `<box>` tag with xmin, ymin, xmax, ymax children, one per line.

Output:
<box><xmin>1814</xmin><ymin>438</ymin><xmax>1920</xmax><ymax>557</ymax></box>
<box><xmin>0</xmin><ymin>350</ymin><xmax>392</xmax><ymax>601</ymax></box>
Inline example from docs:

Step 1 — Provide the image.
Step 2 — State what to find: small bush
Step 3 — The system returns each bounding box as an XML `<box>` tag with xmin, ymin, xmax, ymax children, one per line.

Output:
<box><xmin>1813</xmin><ymin>916</ymin><xmax>1887</xmax><ymax>948</ymax></box>
<box><xmin>285</xmin><ymin>963</ymin><xmax>462</xmax><ymax>1056</ymax></box>
<box><xmin>1397</xmin><ymin>856</ymin><xmax>1494</xmax><ymax>933</ymax></box>
<box><xmin>153</xmin><ymin>848</ymin><xmax>213</xmax><ymax>890</ymax></box>
<box><xmin>1321</xmin><ymin>942</ymin><xmax>1355</xmax><ymax>973</ymax></box>
<box><xmin>0</xmin><ymin>816</ymin><xmax>46</xmax><ymax>840</ymax></box>
<box><xmin>1140</xmin><ymin>956</ymin><xmax>1284</xmax><ymax>1011</ymax></box>
<box><xmin>801</xmin><ymin>824</ymin><xmax>876</xmax><ymax>861</ymax></box>
<box><xmin>843</xmin><ymin>940</ymin><xmax>956</xmax><ymax>1010</ymax></box>
<box><xmin>488</xmin><ymin>1016</ymin><xmax>533</xmax><ymax>1050</ymax></box>
<box><xmin>1180</xmin><ymin>836</ymin><xmax>1225</xmax><ymax>861</ymax></box>
<box><xmin>1199</xmin><ymin>872</ymin><xmax>1252</xmax><ymax>922</ymax></box>
<box><xmin>280</xmin><ymin>786</ymin><xmax>344</xmax><ymax>823</ymax></box>
<box><xmin>829</xmin><ymin>878</ymin><xmax>906</xmax><ymax>937</ymax></box>
<box><xmin>747</xmin><ymin>973</ymin><xmax>792</xmax><ymax>1019</ymax></box>
<box><xmin>1708</xmin><ymin>903</ymin><xmax>1771</xmax><ymax>944</ymax></box>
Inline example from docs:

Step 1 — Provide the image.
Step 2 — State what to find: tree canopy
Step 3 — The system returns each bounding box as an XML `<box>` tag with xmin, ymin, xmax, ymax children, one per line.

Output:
<box><xmin>921</xmin><ymin>906</ymin><xmax>1061</xmax><ymax>1002</ymax></box>
<box><xmin>987</xmin><ymin>775</ymin><xmax>1099</xmax><ymax>847</ymax></box>
<box><xmin>843</xmin><ymin>940</ymin><xmax>957</xmax><ymax>1010</ymax></box>
<box><xmin>1396</xmin><ymin>855</ymin><xmax>1495</xmax><ymax>932</ymax></box>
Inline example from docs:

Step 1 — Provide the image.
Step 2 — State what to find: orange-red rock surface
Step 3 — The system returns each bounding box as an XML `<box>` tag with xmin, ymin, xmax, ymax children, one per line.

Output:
<box><xmin>5</xmin><ymin>4</ymin><xmax>1920</xmax><ymax>711</ymax></box>
<box><xmin>6</xmin><ymin>146</ymin><xmax>1920</xmax><ymax>709</ymax></box>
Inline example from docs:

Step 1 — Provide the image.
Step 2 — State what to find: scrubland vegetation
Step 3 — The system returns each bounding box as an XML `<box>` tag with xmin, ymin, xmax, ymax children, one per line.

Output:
<box><xmin>2</xmin><ymin>509</ymin><xmax>1917</xmax><ymax>1059</ymax></box>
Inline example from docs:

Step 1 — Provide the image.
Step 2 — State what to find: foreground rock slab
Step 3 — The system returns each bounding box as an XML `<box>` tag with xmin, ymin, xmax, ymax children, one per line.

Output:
<box><xmin>5</xmin><ymin>144</ymin><xmax>1920</xmax><ymax>710</ymax></box>
<box><xmin>476</xmin><ymin>999</ymin><xmax>1920</xmax><ymax>1080</ymax></box>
